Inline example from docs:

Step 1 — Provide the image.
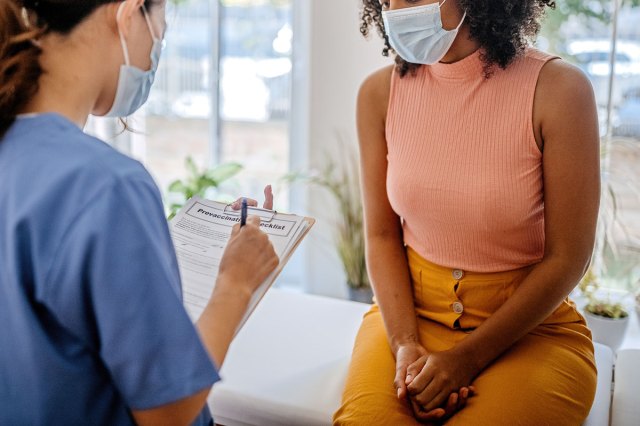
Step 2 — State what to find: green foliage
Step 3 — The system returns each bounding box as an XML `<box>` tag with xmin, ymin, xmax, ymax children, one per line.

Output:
<box><xmin>542</xmin><ymin>0</ymin><xmax>640</xmax><ymax>53</ymax></box>
<box><xmin>285</xmin><ymin>150</ymin><xmax>369</xmax><ymax>289</ymax></box>
<box><xmin>586</xmin><ymin>301</ymin><xmax>629</xmax><ymax>318</ymax></box>
<box><xmin>167</xmin><ymin>157</ymin><xmax>242</xmax><ymax>220</ymax></box>
<box><xmin>547</xmin><ymin>0</ymin><xmax>640</xmax><ymax>24</ymax></box>
<box><xmin>580</xmin><ymin>269</ymin><xmax>629</xmax><ymax>319</ymax></box>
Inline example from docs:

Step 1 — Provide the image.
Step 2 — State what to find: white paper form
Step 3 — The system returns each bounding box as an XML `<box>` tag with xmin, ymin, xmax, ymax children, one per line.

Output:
<box><xmin>170</xmin><ymin>197</ymin><xmax>308</xmax><ymax>327</ymax></box>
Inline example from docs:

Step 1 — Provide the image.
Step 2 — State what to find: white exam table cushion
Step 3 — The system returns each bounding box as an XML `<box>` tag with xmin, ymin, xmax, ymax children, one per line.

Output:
<box><xmin>208</xmin><ymin>290</ymin><xmax>615</xmax><ymax>426</ymax></box>
<box><xmin>612</xmin><ymin>349</ymin><xmax>640</xmax><ymax>426</ymax></box>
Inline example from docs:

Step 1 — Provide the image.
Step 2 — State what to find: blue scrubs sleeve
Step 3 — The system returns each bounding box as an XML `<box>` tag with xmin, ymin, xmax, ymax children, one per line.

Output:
<box><xmin>43</xmin><ymin>171</ymin><xmax>219</xmax><ymax>410</ymax></box>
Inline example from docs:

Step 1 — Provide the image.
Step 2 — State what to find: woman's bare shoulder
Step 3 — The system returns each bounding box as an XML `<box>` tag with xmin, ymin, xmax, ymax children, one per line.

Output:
<box><xmin>358</xmin><ymin>64</ymin><xmax>395</xmax><ymax>114</ymax></box>
<box><xmin>536</xmin><ymin>58</ymin><xmax>595</xmax><ymax>111</ymax></box>
<box><xmin>534</xmin><ymin>58</ymin><xmax>597</xmax><ymax>146</ymax></box>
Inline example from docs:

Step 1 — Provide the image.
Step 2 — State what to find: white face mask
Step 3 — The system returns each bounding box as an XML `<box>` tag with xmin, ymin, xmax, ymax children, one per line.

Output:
<box><xmin>382</xmin><ymin>0</ymin><xmax>466</xmax><ymax>65</ymax></box>
<box><xmin>105</xmin><ymin>3</ymin><xmax>162</xmax><ymax>117</ymax></box>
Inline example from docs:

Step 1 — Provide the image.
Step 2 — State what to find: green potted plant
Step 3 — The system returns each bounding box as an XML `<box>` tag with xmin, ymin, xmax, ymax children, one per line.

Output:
<box><xmin>579</xmin><ymin>269</ymin><xmax>630</xmax><ymax>350</ymax></box>
<box><xmin>166</xmin><ymin>156</ymin><xmax>242</xmax><ymax>220</ymax></box>
<box><xmin>286</xmin><ymin>151</ymin><xmax>371</xmax><ymax>303</ymax></box>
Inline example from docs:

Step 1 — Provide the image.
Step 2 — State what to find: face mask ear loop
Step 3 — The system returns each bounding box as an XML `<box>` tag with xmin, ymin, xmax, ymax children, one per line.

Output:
<box><xmin>455</xmin><ymin>10</ymin><xmax>467</xmax><ymax>30</ymax></box>
<box><xmin>116</xmin><ymin>2</ymin><xmax>131</xmax><ymax>66</ymax></box>
<box><xmin>141</xmin><ymin>4</ymin><xmax>159</xmax><ymax>42</ymax></box>
<box><xmin>439</xmin><ymin>0</ymin><xmax>466</xmax><ymax>31</ymax></box>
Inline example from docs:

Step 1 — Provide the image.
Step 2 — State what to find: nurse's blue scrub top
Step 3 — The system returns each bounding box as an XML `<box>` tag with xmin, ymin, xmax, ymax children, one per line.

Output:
<box><xmin>0</xmin><ymin>114</ymin><xmax>219</xmax><ymax>425</ymax></box>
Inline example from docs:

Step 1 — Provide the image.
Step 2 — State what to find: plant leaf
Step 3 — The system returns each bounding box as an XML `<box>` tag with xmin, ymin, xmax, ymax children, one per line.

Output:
<box><xmin>207</xmin><ymin>162</ymin><xmax>243</xmax><ymax>183</ymax></box>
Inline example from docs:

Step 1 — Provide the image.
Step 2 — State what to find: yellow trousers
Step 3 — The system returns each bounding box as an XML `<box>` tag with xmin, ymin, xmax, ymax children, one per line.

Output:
<box><xmin>333</xmin><ymin>247</ymin><xmax>596</xmax><ymax>425</ymax></box>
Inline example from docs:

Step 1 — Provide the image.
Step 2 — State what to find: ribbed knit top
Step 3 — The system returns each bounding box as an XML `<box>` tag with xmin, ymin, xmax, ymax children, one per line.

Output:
<box><xmin>386</xmin><ymin>48</ymin><xmax>558</xmax><ymax>272</ymax></box>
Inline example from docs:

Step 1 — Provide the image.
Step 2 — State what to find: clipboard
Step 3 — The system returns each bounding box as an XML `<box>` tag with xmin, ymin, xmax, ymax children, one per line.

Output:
<box><xmin>169</xmin><ymin>197</ymin><xmax>315</xmax><ymax>334</ymax></box>
<box><xmin>234</xmin><ymin>212</ymin><xmax>315</xmax><ymax>334</ymax></box>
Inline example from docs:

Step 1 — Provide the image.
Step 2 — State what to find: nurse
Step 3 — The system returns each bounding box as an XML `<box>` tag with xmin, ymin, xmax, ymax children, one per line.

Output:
<box><xmin>0</xmin><ymin>1</ymin><xmax>278</xmax><ymax>425</ymax></box>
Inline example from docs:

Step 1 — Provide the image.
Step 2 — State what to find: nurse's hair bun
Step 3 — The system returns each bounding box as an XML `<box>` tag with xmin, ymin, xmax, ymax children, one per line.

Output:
<box><xmin>0</xmin><ymin>0</ymin><xmax>44</xmax><ymax>138</ymax></box>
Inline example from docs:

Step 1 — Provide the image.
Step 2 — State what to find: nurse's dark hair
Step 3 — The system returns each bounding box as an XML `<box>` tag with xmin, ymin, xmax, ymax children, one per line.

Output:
<box><xmin>0</xmin><ymin>0</ymin><xmax>156</xmax><ymax>137</ymax></box>
<box><xmin>361</xmin><ymin>0</ymin><xmax>555</xmax><ymax>78</ymax></box>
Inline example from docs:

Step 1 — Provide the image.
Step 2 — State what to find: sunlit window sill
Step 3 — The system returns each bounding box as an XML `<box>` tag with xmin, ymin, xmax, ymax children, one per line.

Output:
<box><xmin>620</xmin><ymin>309</ymin><xmax>640</xmax><ymax>351</ymax></box>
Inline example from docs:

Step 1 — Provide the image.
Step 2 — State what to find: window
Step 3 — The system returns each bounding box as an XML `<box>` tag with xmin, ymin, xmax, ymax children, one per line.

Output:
<box><xmin>88</xmin><ymin>0</ymin><xmax>293</xmax><ymax>209</ymax></box>
<box><xmin>218</xmin><ymin>0</ymin><xmax>293</xmax><ymax>208</ymax></box>
<box><xmin>541</xmin><ymin>1</ymin><xmax>640</xmax><ymax>290</ymax></box>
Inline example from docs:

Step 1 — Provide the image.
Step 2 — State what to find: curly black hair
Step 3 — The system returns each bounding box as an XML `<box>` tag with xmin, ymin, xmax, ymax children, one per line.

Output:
<box><xmin>361</xmin><ymin>0</ymin><xmax>555</xmax><ymax>78</ymax></box>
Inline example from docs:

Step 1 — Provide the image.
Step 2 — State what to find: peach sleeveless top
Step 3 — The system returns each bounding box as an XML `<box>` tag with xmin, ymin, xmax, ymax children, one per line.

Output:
<box><xmin>386</xmin><ymin>48</ymin><xmax>558</xmax><ymax>272</ymax></box>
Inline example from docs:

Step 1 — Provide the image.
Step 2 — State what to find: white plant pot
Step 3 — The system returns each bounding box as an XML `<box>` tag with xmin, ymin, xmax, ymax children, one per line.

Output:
<box><xmin>584</xmin><ymin>310</ymin><xmax>630</xmax><ymax>350</ymax></box>
<box><xmin>348</xmin><ymin>287</ymin><xmax>374</xmax><ymax>304</ymax></box>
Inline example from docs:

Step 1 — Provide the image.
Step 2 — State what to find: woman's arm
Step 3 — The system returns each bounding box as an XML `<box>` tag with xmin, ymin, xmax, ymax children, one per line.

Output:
<box><xmin>360</xmin><ymin>66</ymin><xmax>473</xmax><ymax>421</ymax></box>
<box><xmin>407</xmin><ymin>60</ymin><xmax>601</xmax><ymax>412</ymax></box>
<box><xmin>357</xmin><ymin>65</ymin><xmax>428</xmax><ymax>391</ymax></box>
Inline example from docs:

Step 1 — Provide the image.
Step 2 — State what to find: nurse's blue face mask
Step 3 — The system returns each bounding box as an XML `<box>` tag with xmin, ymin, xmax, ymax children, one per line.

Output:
<box><xmin>105</xmin><ymin>3</ymin><xmax>163</xmax><ymax>117</ymax></box>
<box><xmin>382</xmin><ymin>0</ymin><xmax>466</xmax><ymax>65</ymax></box>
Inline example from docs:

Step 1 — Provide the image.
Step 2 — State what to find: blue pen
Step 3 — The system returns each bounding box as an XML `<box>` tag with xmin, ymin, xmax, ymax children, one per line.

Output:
<box><xmin>240</xmin><ymin>197</ymin><xmax>248</xmax><ymax>227</ymax></box>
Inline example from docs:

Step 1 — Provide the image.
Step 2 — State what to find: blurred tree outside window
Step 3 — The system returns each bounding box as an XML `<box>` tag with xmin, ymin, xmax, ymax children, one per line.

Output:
<box><xmin>541</xmin><ymin>0</ymin><xmax>640</xmax><ymax>292</ymax></box>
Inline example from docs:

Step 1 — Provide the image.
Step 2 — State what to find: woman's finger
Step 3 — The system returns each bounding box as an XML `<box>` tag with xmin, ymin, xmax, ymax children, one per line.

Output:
<box><xmin>456</xmin><ymin>387</ymin><xmax>468</xmax><ymax>410</ymax></box>
<box><xmin>394</xmin><ymin>365</ymin><xmax>408</xmax><ymax>399</ymax></box>
<box><xmin>415</xmin><ymin>385</ymin><xmax>450</xmax><ymax>413</ymax></box>
<box><xmin>263</xmin><ymin>185</ymin><xmax>274</xmax><ymax>210</ymax></box>
<box><xmin>405</xmin><ymin>360</ymin><xmax>423</xmax><ymax>385</ymax></box>
<box><xmin>406</xmin><ymin>364</ymin><xmax>434</xmax><ymax>395</ymax></box>
<box><xmin>443</xmin><ymin>392</ymin><xmax>458</xmax><ymax>418</ymax></box>
<box><xmin>231</xmin><ymin>198</ymin><xmax>259</xmax><ymax>210</ymax></box>
<box><xmin>414</xmin><ymin>402</ymin><xmax>445</xmax><ymax>423</ymax></box>
<box><xmin>457</xmin><ymin>385</ymin><xmax>476</xmax><ymax>411</ymax></box>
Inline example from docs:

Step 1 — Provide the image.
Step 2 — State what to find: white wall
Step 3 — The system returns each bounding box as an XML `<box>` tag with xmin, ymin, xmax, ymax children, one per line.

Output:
<box><xmin>290</xmin><ymin>0</ymin><xmax>391</xmax><ymax>298</ymax></box>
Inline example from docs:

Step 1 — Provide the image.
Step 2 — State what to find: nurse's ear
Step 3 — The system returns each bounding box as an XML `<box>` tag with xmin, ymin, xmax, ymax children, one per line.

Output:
<box><xmin>112</xmin><ymin>0</ymin><xmax>146</xmax><ymax>40</ymax></box>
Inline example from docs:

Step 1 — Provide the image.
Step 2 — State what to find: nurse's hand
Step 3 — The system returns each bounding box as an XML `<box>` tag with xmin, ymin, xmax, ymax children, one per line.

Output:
<box><xmin>197</xmin><ymin>215</ymin><xmax>278</xmax><ymax>370</ymax></box>
<box><xmin>230</xmin><ymin>184</ymin><xmax>274</xmax><ymax>210</ymax></box>
<box><xmin>217</xmin><ymin>214</ymin><xmax>279</xmax><ymax>298</ymax></box>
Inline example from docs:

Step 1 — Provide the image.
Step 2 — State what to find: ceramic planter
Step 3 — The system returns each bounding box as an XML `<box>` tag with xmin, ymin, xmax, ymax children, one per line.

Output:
<box><xmin>348</xmin><ymin>287</ymin><xmax>374</xmax><ymax>304</ymax></box>
<box><xmin>584</xmin><ymin>310</ymin><xmax>630</xmax><ymax>350</ymax></box>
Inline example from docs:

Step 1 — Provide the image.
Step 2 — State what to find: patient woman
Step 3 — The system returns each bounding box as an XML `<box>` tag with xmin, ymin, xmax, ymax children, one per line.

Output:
<box><xmin>334</xmin><ymin>0</ymin><xmax>600</xmax><ymax>424</ymax></box>
<box><xmin>0</xmin><ymin>1</ymin><xmax>278</xmax><ymax>425</ymax></box>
